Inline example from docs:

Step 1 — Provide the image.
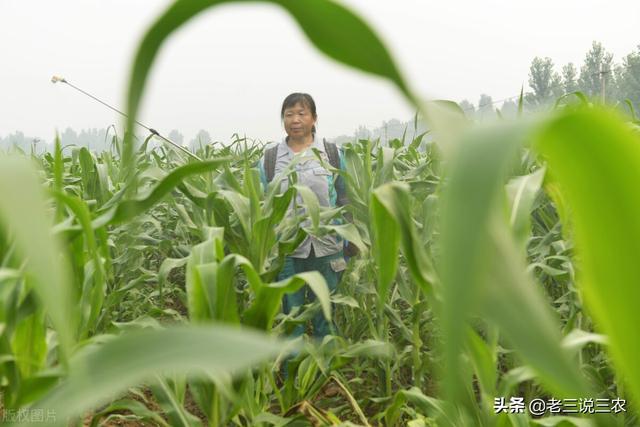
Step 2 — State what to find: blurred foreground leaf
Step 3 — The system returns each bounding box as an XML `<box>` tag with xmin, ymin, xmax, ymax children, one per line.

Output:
<box><xmin>0</xmin><ymin>156</ymin><xmax>75</xmax><ymax>362</ymax></box>
<box><xmin>28</xmin><ymin>325</ymin><xmax>284</xmax><ymax>426</ymax></box>
<box><xmin>537</xmin><ymin>108</ymin><xmax>640</xmax><ymax>411</ymax></box>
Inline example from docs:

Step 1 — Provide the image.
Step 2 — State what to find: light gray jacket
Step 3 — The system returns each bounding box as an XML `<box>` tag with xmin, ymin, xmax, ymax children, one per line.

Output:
<box><xmin>259</xmin><ymin>135</ymin><xmax>343</xmax><ymax>258</ymax></box>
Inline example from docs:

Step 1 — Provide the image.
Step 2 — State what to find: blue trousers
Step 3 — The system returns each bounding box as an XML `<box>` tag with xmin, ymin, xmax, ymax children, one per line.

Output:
<box><xmin>278</xmin><ymin>248</ymin><xmax>344</xmax><ymax>338</ymax></box>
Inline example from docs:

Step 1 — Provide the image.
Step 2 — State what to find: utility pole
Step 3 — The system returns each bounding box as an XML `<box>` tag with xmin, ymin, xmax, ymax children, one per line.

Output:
<box><xmin>599</xmin><ymin>63</ymin><xmax>609</xmax><ymax>103</ymax></box>
<box><xmin>32</xmin><ymin>138</ymin><xmax>40</xmax><ymax>155</ymax></box>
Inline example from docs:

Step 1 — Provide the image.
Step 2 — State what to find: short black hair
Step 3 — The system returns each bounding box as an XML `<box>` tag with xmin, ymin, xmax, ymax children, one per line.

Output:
<box><xmin>281</xmin><ymin>93</ymin><xmax>317</xmax><ymax>134</ymax></box>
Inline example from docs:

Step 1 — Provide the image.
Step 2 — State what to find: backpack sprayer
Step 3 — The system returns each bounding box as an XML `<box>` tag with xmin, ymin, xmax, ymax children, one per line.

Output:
<box><xmin>51</xmin><ymin>75</ymin><xmax>202</xmax><ymax>161</ymax></box>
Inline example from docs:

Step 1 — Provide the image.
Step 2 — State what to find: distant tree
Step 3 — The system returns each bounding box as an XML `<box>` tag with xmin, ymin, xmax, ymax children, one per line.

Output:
<box><xmin>613</xmin><ymin>45</ymin><xmax>640</xmax><ymax>111</ymax></box>
<box><xmin>500</xmin><ymin>99</ymin><xmax>518</xmax><ymax>117</ymax></box>
<box><xmin>168</xmin><ymin>129</ymin><xmax>184</xmax><ymax>146</ymax></box>
<box><xmin>60</xmin><ymin>127</ymin><xmax>78</xmax><ymax>146</ymax></box>
<box><xmin>354</xmin><ymin>125</ymin><xmax>371</xmax><ymax>140</ymax></box>
<box><xmin>459</xmin><ymin>99</ymin><xmax>476</xmax><ymax>118</ymax></box>
<box><xmin>526</xmin><ymin>57</ymin><xmax>562</xmax><ymax>109</ymax></box>
<box><xmin>478</xmin><ymin>94</ymin><xmax>494</xmax><ymax>119</ymax></box>
<box><xmin>77</xmin><ymin>129</ymin><xmax>90</xmax><ymax>149</ymax></box>
<box><xmin>382</xmin><ymin>118</ymin><xmax>404</xmax><ymax>142</ymax></box>
<box><xmin>0</xmin><ymin>131</ymin><xmax>36</xmax><ymax>151</ymax></box>
<box><xmin>578</xmin><ymin>41</ymin><xmax>615</xmax><ymax>99</ymax></box>
<box><xmin>78</xmin><ymin>128</ymin><xmax>104</xmax><ymax>151</ymax></box>
<box><xmin>332</xmin><ymin>134</ymin><xmax>353</xmax><ymax>145</ymax></box>
<box><xmin>562</xmin><ymin>63</ymin><xmax>579</xmax><ymax>94</ymax></box>
<box><xmin>94</xmin><ymin>128</ymin><xmax>109</xmax><ymax>152</ymax></box>
<box><xmin>189</xmin><ymin>129</ymin><xmax>211</xmax><ymax>150</ymax></box>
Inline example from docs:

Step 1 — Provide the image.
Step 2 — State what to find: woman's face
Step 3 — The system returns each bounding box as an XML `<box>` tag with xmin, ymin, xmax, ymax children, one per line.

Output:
<box><xmin>283</xmin><ymin>102</ymin><xmax>317</xmax><ymax>139</ymax></box>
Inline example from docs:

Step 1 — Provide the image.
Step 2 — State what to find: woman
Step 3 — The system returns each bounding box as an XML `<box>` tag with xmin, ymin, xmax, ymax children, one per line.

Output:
<box><xmin>259</xmin><ymin>93</ymin><xmax>348</xmax><ymax>338</ymax></box>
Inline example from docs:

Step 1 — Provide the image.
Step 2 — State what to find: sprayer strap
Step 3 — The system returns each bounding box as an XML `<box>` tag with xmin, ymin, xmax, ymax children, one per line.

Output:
<box><xmin>264</xmin><ymin>145</ymin><xmax>278</xmax><ymax>183</ymax></box>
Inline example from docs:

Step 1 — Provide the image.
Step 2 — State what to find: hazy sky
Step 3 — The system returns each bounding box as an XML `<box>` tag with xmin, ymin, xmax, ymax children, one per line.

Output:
<box><xmin>1</xmin><ymin>0</ymin><xmax>638</xmax><ymax>144</ymax></box>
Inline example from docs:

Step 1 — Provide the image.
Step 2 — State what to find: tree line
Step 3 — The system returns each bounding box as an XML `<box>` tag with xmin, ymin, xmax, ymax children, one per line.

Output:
<box><xmin>460</xmin><ymin>41</ymin><xmax>640</xmax><ymax>118</ymax></box>
<box><xmin>0</xmin><ymin>128</ymin><xmax>212</xmax><ymax>154</ymax></box>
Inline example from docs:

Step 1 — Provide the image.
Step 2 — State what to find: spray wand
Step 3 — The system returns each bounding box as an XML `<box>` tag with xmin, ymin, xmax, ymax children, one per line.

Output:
<box><xmin>51</xmin><ymin>75</ymin><xmax>202</xmax><ymax>161</ymax></box>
